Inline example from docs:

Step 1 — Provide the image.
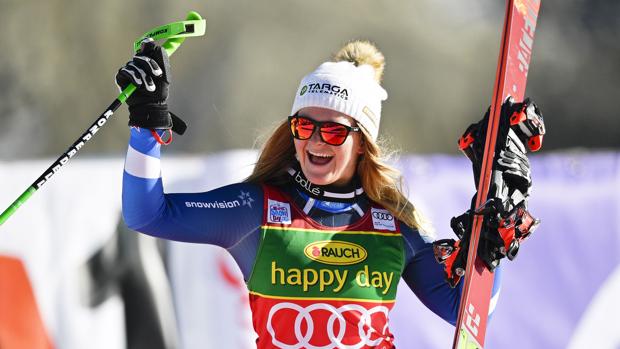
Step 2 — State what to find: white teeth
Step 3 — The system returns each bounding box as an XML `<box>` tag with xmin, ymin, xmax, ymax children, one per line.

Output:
<box><xmin>308</xmin><ymin>151</ymin><xmax>333</xmax><ymax>158</ymax></box>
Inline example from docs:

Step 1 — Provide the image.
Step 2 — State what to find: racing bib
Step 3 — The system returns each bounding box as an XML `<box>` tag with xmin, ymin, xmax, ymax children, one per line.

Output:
<box><xmin>247</xmin><ymin>185</ymin><xmax>405</xmax><ymax>349</ymax></box>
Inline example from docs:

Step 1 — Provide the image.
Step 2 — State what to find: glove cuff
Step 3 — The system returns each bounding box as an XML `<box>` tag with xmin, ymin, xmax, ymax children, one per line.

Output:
<box><xmin>128</xmin><ymin>103</ymin><xmax>172</xmax><ymax>129</ymax></box>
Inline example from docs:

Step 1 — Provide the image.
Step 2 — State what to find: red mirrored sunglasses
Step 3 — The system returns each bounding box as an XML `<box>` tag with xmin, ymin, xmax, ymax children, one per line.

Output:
<box><xmin>288</xmin><ymin>115</ymin><xmax>360</xmax><ymax>146</ymax></box>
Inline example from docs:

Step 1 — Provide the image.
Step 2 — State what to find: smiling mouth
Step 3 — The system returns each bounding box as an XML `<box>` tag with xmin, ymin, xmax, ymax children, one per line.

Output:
<box><xmin>307</xmin><ymin>151</ymin><xmax>333</xmax><ymax>165</ymax></box>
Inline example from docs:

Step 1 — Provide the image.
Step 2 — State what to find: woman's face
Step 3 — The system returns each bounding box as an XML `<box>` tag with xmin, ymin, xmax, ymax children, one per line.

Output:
<box><xmin>293</xmin><ymin>107</ymin><xmax>364</xmax><ymax>187</ymax></box>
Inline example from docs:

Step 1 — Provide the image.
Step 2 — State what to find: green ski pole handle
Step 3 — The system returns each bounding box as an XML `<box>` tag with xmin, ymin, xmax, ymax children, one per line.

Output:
<box><xmin>0</xmin><ymin>11</ymin><xmax>206</xmax><ymax>227</ymax></box>
<box><xmin>120</xmin><ymin>11</ymin><xmax>206</xmax><ymax>103</ymax></box>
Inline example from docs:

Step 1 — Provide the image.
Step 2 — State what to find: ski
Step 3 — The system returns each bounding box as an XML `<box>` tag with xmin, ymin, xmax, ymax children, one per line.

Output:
<box><xmin>452</xmin><ymin>1</ymin><xmax>542</xmax><ymax>348</ymax></box>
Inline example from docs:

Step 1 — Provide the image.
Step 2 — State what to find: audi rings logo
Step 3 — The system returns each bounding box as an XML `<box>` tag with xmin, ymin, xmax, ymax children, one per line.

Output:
<box><xmin>372</xmin><ymin>212</ymin><xmax>393</xmax><ymax>221</ymax></box>
<box><xmin>267</xmin><ymin>302</ymin><xmax>390</xmax><ymax>349</ymax></box>
<box><xmin>371</xmin><ymin>208</ymin><xmax>396</xmax><ymax>231</ymax></box>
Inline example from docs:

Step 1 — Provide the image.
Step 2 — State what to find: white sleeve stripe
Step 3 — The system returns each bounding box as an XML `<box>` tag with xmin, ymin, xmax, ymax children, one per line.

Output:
<box><xmin>488</xmin><ymin>287</ymin><xmax>501</xmax><ymax>315</ymax></box>
<box><xmin>124</xmin><ymin>145</ymin><xmax>161</xmax><ymax>179</ymax></box>
<box><xmin>303</xmin><ymin>198</ymin><xmax>315</xmax><ymax>214</ymax></box>
<box><xmin>351</xmin><ymin>203</ymin><xmax>364</xmax><ymax>217</ymax></box>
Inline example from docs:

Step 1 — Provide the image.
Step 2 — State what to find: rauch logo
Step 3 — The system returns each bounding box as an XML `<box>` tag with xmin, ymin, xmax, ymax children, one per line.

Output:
<box><xmin>303</xmin><ymin>241</ymin><xmax>367</xmax><ymax>266</ymax></box>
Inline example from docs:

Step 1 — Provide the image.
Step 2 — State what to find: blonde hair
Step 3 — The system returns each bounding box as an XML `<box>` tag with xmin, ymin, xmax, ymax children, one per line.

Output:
<box><xmin>246</xmin><ymin>40</ymin><xmax>431</xmax><ymax>233</ymax></box>
<box><xmin>333</xmin><ymin>40</ymin><xmax>386</xmax><ymax>82</ymax></box>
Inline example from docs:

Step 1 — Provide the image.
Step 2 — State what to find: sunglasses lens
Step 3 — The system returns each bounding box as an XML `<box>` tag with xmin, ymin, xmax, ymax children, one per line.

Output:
<box><xmin>289</xmin><ymin>116</ymin><xmax>353</xmax><ymax>145</ymax></box>
<box><xmin>292</xmin><ymin>117</ymin><xmax>316</xmax><ymax>140</ymax></box>
<box><xmin>320</xmin><ymin>123</ymin><xmax>349</xmax><ymax>145</ymax></box>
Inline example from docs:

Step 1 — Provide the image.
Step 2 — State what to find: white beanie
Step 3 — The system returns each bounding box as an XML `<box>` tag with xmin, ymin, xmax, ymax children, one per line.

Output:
<box><xmin>290</xmin><ymin>61</ymin><xmax>388</xmax><ymax>141</ymax></box>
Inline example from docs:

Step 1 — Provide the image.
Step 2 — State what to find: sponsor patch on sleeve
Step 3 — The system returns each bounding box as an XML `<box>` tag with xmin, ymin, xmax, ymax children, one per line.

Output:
<box><xmin>267</xmin><ymin>199</ymin><xmax>292</xmax><ymax>224</ymax></box>
<box><xmin>371</xmin><ymin>208</ymin><xmax>396</xmax><ymax>231</ymax></box>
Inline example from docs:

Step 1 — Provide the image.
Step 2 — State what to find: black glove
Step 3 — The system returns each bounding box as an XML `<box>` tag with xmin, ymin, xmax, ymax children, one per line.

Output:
<box><xmin>115</xmin><ymin>38</ymin><xmax>186</xmax><ymax>135</ymax></box>
<box><xmin>459</xmin><ymin>97</ymin><xmax>545</xmax><ymax>198</ymax></box>
<box><xmin>497</xmin><ymin>131</ymin><xmax>531</xmax><ymax>196</ymax></box>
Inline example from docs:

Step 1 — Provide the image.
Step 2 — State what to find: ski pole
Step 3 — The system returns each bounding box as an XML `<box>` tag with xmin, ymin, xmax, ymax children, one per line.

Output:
<box><xmin>0</xmin><ymin>11</ymin><xmax>206</xmax><ymax>226</ymax></box>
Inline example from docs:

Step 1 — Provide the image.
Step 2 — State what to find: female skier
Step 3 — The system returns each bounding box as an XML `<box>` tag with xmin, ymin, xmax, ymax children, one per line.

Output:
<box><xmin>118</xmin><ymin>39</ymin><xmax>539</xmax><ymax>348</ymax></box>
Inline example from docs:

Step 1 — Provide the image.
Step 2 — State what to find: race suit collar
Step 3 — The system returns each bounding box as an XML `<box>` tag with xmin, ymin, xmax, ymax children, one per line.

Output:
<box><xmin>287</xmin><ymin>164</ymin><xmax>364</xmax><ymax>203</ymax></box>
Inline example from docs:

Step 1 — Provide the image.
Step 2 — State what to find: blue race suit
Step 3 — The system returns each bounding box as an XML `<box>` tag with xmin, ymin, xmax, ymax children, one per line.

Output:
<box><xmin>122</xmin><ymin>127</ymin><xmax>501</xmax><ymax>328</ymax></box>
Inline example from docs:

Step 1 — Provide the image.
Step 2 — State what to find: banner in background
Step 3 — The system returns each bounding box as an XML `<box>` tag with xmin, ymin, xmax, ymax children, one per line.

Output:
<box><xmin>0</xmin><ymin>151</ymin><xmax>618</xmax><ymax>348</ymax></box>
<box><xmin>391</xmin><ymin>152</ymin><xmax>620</xmax><ymax>349</ymax></box>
